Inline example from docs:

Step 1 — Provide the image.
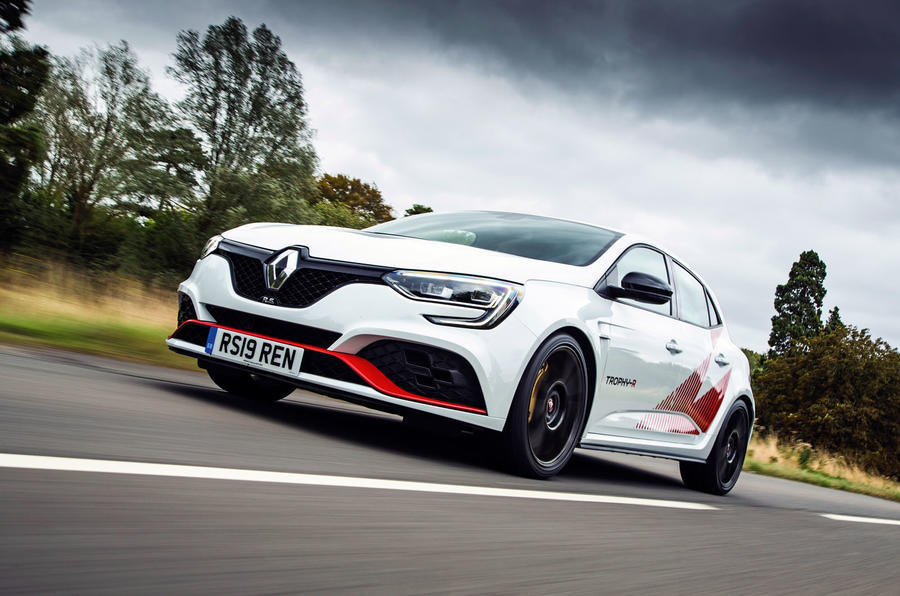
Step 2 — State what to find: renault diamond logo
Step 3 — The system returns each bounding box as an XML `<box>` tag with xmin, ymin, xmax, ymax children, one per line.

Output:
<box><xmin>265</xmin><ymin>249</ymin><xmax>301</xmax><ymax>290</ymax></box>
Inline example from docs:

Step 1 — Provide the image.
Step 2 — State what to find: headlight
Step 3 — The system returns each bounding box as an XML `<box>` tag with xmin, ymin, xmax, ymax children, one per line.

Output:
<box><xmin>199</xmin><ymin>235</ymin><xmax>223</xmax><ymax>260</ymax></box>
<box><xmin>383</xmin><ymin>270</ymin><xmax>523</xmax><ymax>328</ymax></box>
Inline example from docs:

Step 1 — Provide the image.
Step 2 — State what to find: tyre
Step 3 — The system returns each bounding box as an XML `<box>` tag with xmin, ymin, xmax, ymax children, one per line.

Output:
<box><xmin>680</xmin><ymin>400</ymin><xmax>749</xmax><ymax>495</ymax></box>
<box><xmin>206</xmin><ymin>363</ymin><xmax>295</xmax><ymax>402</ymax></box>
<box><xmin>502</xmin><ymin>333</ymin><xmax>589</xmax><ymax>479</ymax></box>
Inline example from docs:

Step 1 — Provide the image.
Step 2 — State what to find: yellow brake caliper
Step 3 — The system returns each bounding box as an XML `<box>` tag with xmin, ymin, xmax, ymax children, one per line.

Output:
<box><xmin>527</xmin><ymin>362</ymin><xmax>549</xmax><ymax>423</ymax></box>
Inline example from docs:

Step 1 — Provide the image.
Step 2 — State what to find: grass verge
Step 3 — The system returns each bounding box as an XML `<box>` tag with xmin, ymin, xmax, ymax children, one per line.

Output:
<box><xmin>743</xmin><ymin>459</ymin><xmax>900</xmax><ymax>502</ymax></box>
<box><xmin>0</xmin><ymin>313</ymin><xmax>193</xmax><ymax>370</ymax></box>
<box><xmin>0</xmin><ymin>260</ymin><xmax>194</xmax><ymax>370</ymax></box>
<box><xmin>743</xmin><ymin>435</ymin><xmax>900</xmax><ymax>503</ymax></box>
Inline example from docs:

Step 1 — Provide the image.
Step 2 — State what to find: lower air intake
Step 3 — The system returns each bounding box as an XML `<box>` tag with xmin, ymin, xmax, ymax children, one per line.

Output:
<box><xmin>357</xmin><ymin>340</ymin><xmax>486</xmax><ymax>411</ymax></box>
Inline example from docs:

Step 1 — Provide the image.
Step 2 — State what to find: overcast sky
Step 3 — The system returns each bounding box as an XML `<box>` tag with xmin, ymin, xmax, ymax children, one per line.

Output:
<box><xmin>22</xmin><ymin>0</ymin><xmax>900</xmax><ymax>352</ymax></box>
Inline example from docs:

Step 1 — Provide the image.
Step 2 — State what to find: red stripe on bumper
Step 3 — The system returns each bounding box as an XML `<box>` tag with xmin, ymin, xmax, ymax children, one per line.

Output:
<box><xmin>170</xmin><ymin>320</ymin><xmax>488</xmax><ymax>415</ymax></box>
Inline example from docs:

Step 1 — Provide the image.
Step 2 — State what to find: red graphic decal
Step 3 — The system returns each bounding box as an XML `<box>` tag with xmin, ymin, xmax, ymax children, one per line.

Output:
<box><xmin>635</xmin><ymin>412</ymin><xmax>699</xmax><ymax>435</ymax></box>
<box><xmin>690</xmin><ymin>369</ymin><xmax>731</xmax><ymax>432</ymax></box>
<box><xmin>636</xmin><ymin>355</ymin><xmax>731</xmax><ymax>434</ymax></box>
<box><xmin>653</xmin><ymin>355</ymin><xmax>711</xmax><ymax>415</ymax></box>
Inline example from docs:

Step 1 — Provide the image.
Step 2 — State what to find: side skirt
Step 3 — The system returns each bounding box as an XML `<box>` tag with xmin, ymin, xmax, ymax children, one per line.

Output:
<box><xmin>577</xmin><ymin>442</ymin><xmax>707</xmax><ymax>464</ymax></box>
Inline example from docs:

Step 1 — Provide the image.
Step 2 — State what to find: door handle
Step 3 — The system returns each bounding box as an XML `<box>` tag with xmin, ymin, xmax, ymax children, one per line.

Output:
<box><xmin>665</xmin><ymin>340</ymin><xmax>682</xmax><ymax>354</ymax></box>
<box><xmin>715</xmin><ymin>353</ymin><xmax>729</xmax><ymax>366</ymax></box>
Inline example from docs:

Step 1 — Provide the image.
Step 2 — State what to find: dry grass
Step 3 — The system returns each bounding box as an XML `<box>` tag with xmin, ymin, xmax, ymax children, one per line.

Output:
<box><xmin>1</xmin><ymin>257</ymin><xmax>173</xmax><ymax>325</ymax></box>
<box><xmin>0</xmin><ymin>256</ymin><xmax>190</xmax><ymax>369</ymax></box>
<box><xmin>745</xmin><ymin>433</ymin><xmax>900</xmax><ymax>501</ymax></box>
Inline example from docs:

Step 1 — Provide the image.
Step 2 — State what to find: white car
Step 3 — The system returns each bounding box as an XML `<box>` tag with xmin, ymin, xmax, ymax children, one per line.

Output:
<box><xmin>167</xmin><ymin>211</ymin><xmax>753</xmax><ymax>494</ymax></box>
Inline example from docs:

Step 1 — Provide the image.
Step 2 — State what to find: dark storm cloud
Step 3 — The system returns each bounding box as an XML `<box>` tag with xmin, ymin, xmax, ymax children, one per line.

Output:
<box><xmin>256</xmin><ymin>0</ymin><xmax>900</xmax><ymax>168</ymax></box>
<box><xmin>270</xmin><ymin>0</ymin><xmax>900</xmax><ymax>112</ymax></box>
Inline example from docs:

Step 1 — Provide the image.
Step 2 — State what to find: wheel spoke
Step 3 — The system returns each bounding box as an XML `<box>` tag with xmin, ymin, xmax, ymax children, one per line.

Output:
<box><xmin>718</xmin><ymin>451</ymin><xmax>730</xmax><ymax>480</ymax></box>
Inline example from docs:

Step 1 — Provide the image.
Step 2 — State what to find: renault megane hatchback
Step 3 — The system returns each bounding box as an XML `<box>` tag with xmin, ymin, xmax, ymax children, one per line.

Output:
<box><xmin>167</xmin><ymin>211</ymin><xmax>753</xmax><ymax>495</ymax></box>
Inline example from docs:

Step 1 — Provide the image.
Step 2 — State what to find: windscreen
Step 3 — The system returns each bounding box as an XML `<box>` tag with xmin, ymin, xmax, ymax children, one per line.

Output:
<box><xmin>367</xmin><ymin>212</ymin><xmax>622</xmax><ymax>266</ymax></box>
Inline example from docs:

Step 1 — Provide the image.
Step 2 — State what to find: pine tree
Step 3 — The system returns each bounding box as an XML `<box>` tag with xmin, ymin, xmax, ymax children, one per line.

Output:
<box><xmin>824</xmin><ymin>306</ymin><xmax>844</xmax><ymax>333</ymax></box>
<box><xmin>767</xmin><ymin>250</ymin><xmax>827</xmax><ymax>357</ymax></box>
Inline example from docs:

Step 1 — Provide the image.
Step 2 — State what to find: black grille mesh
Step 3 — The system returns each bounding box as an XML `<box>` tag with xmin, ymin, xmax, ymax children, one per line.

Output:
<box><xmin>357</xmin><ymin>340</ymin><xmax>485</xmax><ymax>410</ymax></box>
<box><xmin>227</xmin><ymin>253</ymin><xmax>268</xmax><ymax>300</ymax></box>
<box><xmin>301</xmin><ymin>351</ymin><xmax>365</xmax><ymax>385</ymax></box>
<box><xmin>219</xmin><ymin>249</ymin><xmax>384</xmax><ymax>308</ymax></box>
<box><xmin>177</xmin><ymin>292</ymin><xmax>197</xmax><ymax>326</ymax></box>
<box><xmin>205</xmin><ymin>305</ymin><xmax>340</xmax><ymax>349</ymax></box>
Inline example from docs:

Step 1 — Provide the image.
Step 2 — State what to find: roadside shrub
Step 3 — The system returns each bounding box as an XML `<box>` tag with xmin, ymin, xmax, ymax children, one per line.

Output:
<box><xmin>754</xmin><ymin>326</ymin><xmax>900</xmax><ymax>480</ymax></box>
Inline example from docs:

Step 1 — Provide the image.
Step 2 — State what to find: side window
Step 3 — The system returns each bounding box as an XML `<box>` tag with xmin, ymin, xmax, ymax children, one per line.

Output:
<box><xmin>706</xmin><ymin>291</ymin><xmax>721</xmax><ymax>326</ymax></box>
<box><xmin>604</xmin><ymin>246</ymin><xmax>670</xmax><ymax>315</ymax></box>
<box><xmin>673</xmin><ymin>263</ymin><xmax>709</xmax><ymax>327</ymax></box>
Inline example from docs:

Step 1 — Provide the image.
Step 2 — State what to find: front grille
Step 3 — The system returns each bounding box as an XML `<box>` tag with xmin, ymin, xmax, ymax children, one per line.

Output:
<box><xmin>216</xmin><ymin>241</ymin><xmax>388</xmax><ymax>308</ymax></box>
<box><xmin>205</xmin><ymin>304</ymin><xmax>340</xmax><ymax>349</ymax></box>
<box><xmin>357</xmin><ymin>340</ymin><xmax>486</xmax><ymax>411</ymax></box>
<box><xmin>227</xmin><ymin>252</ymin><xmax>268</xmax><ymax>299</ymax></box>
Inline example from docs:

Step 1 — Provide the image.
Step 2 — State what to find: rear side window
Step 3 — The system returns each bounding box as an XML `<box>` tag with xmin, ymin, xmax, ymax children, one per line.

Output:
<box><xmin>605</xmin><ymin>246</ymin><xmax>671</xmax><ymax>316</ymax></box>
<box><xmin>673</xmin><ymin>263</ymin><xmax>709</xmax><ymax>327</ymax></box>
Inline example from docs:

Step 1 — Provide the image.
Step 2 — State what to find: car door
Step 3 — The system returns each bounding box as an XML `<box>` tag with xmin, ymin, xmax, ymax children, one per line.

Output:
<box><xmin>668</xmin><ymin>260</ymin><xmax>730</xmax><ymax>435</ymax></box>
<box><xmin>585</xmin><ymin>245</ymin><xmax>698</xmax><ymax>438</ymax></box>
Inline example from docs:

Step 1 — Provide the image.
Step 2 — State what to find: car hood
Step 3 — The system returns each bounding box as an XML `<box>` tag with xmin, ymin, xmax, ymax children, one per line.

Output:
<box><xmin>222</xmin><ymin>223</ymin><xmax>593</xmax><ymax>286</ymax></box>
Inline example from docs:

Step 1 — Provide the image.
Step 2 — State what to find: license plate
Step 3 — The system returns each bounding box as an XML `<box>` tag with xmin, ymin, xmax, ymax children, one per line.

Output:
<box><xmin>204</xmin><ymin>327</ymin><xmax>303</xmax><ymax>377</ymax></box>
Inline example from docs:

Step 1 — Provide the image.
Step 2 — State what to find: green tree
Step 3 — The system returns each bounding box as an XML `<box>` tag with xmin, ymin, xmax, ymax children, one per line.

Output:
<box><xmin>767</xmin><ymin>250</ymin><xmax>827</xmax><ymax>357</ymax></box>
<box><xmin>314</xmin><ymin>173</ymin><xmax>392</xmax><ymax>223</ymax></box>
<box><xmin>404</xmin><ymin>203</ymin><xmax>433</xmax><ymax>217</ymax></box>
<box><xmin>755</xmin><ymin>325</ymin><xmax>899</xmax><ymax>479</ymax></box>
<box><xmin>824</xmin><ymin>306</ymin><xmax>844</xmax><ymax>333</ymax></box>
<box><xmin>0</xmin><ymin>1</ymin><xmax>27</xmax><ymax>33</ymax></box>
<box><xmin>740</xmin><ymin>347</ymin><xmax>763</xmax><ymax>377</ymax></box>
<box><xmin>31</xmin><ymin>41</ymin><xmax>166</xmax><ymax>260</ymax></box>
<box><xmin>118</xmin><ymin>91</ymin><xmax>205</xmax><ymax>216</ymax></box>
<box><xmin>0</xmin><ymin>0</ymin><xmax>49</xmax><ymax>251</ymax></box>
<box><xmin>169</xmin><ymin>16</ymin><xmax>317</xmax><ymax>236</ymax></box>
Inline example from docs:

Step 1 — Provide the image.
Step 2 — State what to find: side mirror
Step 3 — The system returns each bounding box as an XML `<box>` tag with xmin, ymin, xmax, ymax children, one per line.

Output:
<box><xmin>602</xmin><ymin>271</ymin><xmax>673</xmax><ymax>305</ymax></box>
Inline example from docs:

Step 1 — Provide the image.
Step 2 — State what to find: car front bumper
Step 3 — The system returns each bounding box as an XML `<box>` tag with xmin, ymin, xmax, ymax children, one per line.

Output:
<box><xmin>166</xmin><ymin>254</ymin><xmax>538</xmax><ymax>430</ymax></box>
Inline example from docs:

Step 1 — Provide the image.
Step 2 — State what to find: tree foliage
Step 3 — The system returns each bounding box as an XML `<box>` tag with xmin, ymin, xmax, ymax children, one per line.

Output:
<box><xmin>314</xmin><ymin>173</ymin><xmax>392</xmax><ymax>223</ymax></box>
<box><xmin>31</xmin><ymin>42</ymin><xmax>172</xmax><ymax>256</ymax></box>
<box><xmin>754</xmin><ymin>325</ymin><xmax>900</xmax><ymax>479</ymax></box>
<box><xmin>767</xmin><ymin>250</ymin><xmax>827</xmax><ymax>357</ymax></box>
<box><xmin>169</xmin><ymin>17</ymin><xmax>314</xmax><ymax>175</ymax></box>
<box><xmin>3</xmin><ymin>15</ymin><xmax>394</xmax><ymax>281</ymax></box>
<box><xmin>0</xmin><ymin>0</ymin><xmax>27</xmax><ymax>34</ymax></box>
<box><xmin>0</xmin><ymin>0</ymin><xmax>48</xmax><ymax>251</ymax></box>
<box><xmin>168</xmin><ymin>17</ymin><xmax>318</xmax><ymax>237</ymax></box>
<box><xmin>404</xmin><ymin>203</ymin><xmax>433</xmax><ymax>217</ymax></box>
<box><xmin>824</xmin><ymin>306</ymin><xmax>844</xmax><ymax>333</ymax></box>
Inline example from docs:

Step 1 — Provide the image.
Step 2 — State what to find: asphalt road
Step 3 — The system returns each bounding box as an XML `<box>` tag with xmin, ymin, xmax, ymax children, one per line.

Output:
<box><xmin>1</xmin><ymin>344</ymin><xmax>898</xmax><ymax>595</ymax></box>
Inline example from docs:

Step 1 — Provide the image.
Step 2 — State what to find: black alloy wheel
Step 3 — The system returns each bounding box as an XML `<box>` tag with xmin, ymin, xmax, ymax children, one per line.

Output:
<box><xmin>205</xmin><ymin>363</ymin><xmax>296</xmax><ymax>402</ymax></box>
<box><xmin>503</xmin><ymin>333</ymin><xmax>589</xmax><ymax>479</ymax></box>
<box><xmin>680</xmin><ymin>400</ymin><xmax>750</xmax><ymax>495</ymax></box>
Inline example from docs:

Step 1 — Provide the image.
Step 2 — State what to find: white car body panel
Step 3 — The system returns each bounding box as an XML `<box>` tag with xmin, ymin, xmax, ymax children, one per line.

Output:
<box><xmin>167</xmin><ymin>212</ymin><xmax>754</xmax><ymax>467</ymax></box>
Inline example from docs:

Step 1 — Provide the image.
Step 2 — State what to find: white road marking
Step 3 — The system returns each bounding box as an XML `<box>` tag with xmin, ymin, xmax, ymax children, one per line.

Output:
<box><xmin>820</xmin><ymin>514</ymin><xmax>900</xmax><ymax>527</ymax></box>
<box><xmin>0</xmin><ymin>452</ymin><xmax>716</xmax><ymax>511</ymax></box>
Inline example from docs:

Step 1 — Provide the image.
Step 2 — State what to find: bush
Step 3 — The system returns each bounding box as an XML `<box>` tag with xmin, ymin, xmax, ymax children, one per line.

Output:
<box><xmin>754</xmin><ymin>326</ymin><xmax>900</xmax><ymax>479</ymax></box>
